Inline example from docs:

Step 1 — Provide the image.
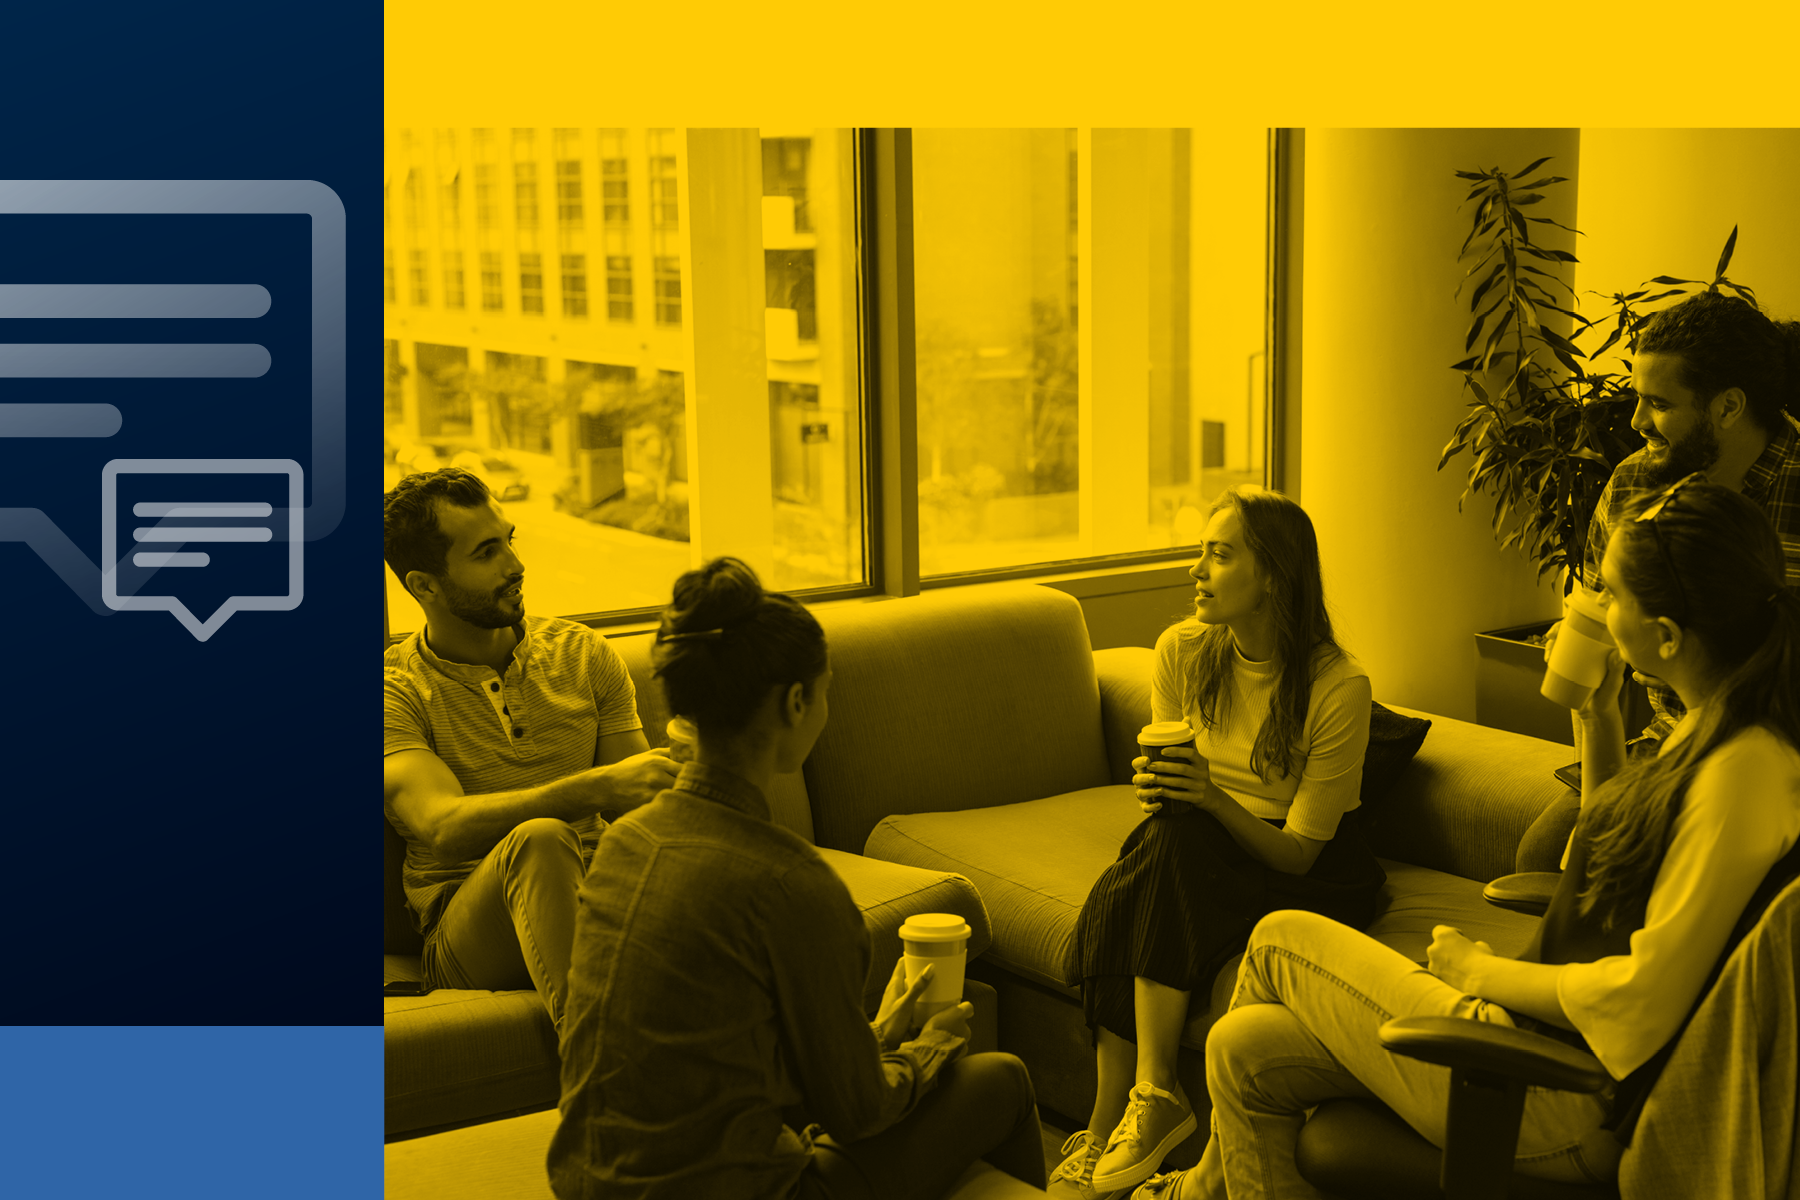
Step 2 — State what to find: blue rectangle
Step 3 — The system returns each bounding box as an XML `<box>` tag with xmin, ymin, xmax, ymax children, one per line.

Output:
<box><xmin>1</xmin><ymin>1028</ymin><xmax>381</xmax><ymax>1199</ymax></box>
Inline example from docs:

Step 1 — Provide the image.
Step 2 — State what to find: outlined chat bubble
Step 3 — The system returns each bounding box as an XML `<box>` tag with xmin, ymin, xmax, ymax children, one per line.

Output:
<box><xmin>102</xmin><ymin>459</ymin><xmax>303</xmax><ymax>641</ymax></box>
<box><xmin>0</xmin><ymin>180</ymin><xmax>344</xmax><ymax>622</ymax></box>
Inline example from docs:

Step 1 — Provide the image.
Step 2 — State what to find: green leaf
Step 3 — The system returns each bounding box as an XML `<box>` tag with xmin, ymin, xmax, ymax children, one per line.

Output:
<box><xmin>1637</xmin><ymin>289</ymin><xmax>1686</xmax><ymax>304</ymax></box>
<box><xmin>1465</xmin><ymin>305</ymin><xmax>1493</xmax><ymax>352</ymax></box>
<box><xmin>1725</xmin><ymin>281</ymin><xmax>1758</xmax><ymax>305</ymax></box>
<box><xmin>1450</xmin><ymin>354</ymin><xmax>1481</xmax><ymax>372</ymax></box>
<box><xmin>1454</xmin><ymin>169</ymin><xmax>1492</xmax><ymax>181</ymax></box>
<box><xmin>1514</xmin><ymin>156</ymin><xmax>1553</xmax><ymax>178</ymax></box>
<box><xmin>1647</xmin><ymin>275</ymin><xmax>1701</xmax><ymax>285</ymax></box>
<box><xmin>1483</xmin><ymin>309</ymin><xmax>1516</xmax><ymax>367</ymax></box>
<box><xmin>1538</xmin><ymin>325</ymin><xmax>1585</xmax><ymax>357</ymax></box>
<box><xmin>1715</xmin><ymin>225</ymin><xmax>1739</xmax><ymax>279</ymax></box>
<box><xmin>1511</xmin><ymin>193</ymin><xmax>1546</xmax><ymax>206</ymax></box>
<box><xmin>1468</xmin><ymin>263</ymin><xmax>1506</xmax><ymax>311</ymax></box>
<box><xmin>1525</xmin><ymin>215</ymin><xmax>1582</xmax><ymax>235</ymax></box>
<box><xmin>1466</xmin><ymin>376</ymin><xmax>1491</xmax><ymax>407</ymax></box>
<box><xmin>1571</xmin><ymin>447</ymin><xmax>1609</xmax><ymax>464</ymax></box>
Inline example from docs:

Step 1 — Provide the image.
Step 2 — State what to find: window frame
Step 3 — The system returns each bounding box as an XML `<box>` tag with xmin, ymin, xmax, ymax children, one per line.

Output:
<box><xmin>384</xmin><ymin>128</ymin><xmax>1288</xmax><ymax>643</ymax></box>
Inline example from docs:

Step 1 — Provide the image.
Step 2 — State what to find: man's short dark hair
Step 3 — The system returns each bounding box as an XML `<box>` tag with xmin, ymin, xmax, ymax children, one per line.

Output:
<box><xmin>384</xmin><ymin>468</ymin><xmax>492</xmax><ymax>590</ymax></box>
<box><xmin>1637</xmin><ymin>291</ymin><xmax>1800</xmax><ymax>433</ymax></box>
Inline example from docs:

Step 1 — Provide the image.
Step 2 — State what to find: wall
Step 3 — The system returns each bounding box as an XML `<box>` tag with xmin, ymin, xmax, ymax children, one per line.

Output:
<box><xmin>1300</xmin><ymin>129</ymin><xmax>1581</xmax><ymax>720</ymax></box>
<box><xmin>1574</xmin><ymin>129</ymin><xmax>1800</xmax><ymax>327</ymax></box>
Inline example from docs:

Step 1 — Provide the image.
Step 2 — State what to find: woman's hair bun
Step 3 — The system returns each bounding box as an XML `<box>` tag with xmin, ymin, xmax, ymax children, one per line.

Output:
<box><xmin>665</xmin><ymin>556</ymin><xmax>764</xmax><ymax>636</ymax></box>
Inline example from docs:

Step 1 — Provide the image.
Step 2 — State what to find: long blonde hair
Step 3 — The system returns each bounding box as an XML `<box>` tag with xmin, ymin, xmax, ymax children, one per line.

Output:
<box><xmin>1171</xmin><ymin>486</ymin><xmax>1345</xmax><ymax>783</ymax></box>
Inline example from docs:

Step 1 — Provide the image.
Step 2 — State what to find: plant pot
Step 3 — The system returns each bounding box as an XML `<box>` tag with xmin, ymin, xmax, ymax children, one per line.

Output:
<box><xmin>1475</xmin><ymin>622</ymin><xmax>1654</xmax><ymax>746</ymax></box>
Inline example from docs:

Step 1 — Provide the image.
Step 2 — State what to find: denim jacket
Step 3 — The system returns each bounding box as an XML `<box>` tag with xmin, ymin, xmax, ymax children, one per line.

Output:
<box><xmin>548</xmin><ymin>761</ymin><xmax>964</xmax><ymax>1199</ymax></box>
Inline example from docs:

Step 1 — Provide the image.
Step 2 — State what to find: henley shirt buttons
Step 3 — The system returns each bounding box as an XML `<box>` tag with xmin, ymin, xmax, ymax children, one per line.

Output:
<box><xmin>513</xmin><ymin>728</ymin><xmax>524</xmax><ymax>737</ymax></box>
<box><xmin>489</xmin><ymin>683</ymin><xmax>499</xmax><ymax>692</ymax></box>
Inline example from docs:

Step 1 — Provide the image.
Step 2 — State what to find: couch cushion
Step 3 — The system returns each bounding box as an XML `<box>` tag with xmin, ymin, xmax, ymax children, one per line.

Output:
<box><xmin>866</xmin><ymin>786</ymin><xmax>1144</xmax><ymax>993</ymax></box>
<box><xmin>804</xmin><ymin>584</ymin><xmax>1113</xmax><ymax>853</ymax></box>
<box><xmin>385</xmin><ymin>988</ymin><xmax>560</xmax><ymax>1137</ymax></box>
<box><xmin>610</xmin><ymin>630</ymin><xmax>815</xmax><ymax>842</ymax></box>
<box><xmin>869</xmin><ymin>793</ymin><xmax>1547</xmax><ymax>1052</ymax></box>
<box><xmin>1362</xmin><ymin>702</ymin><xmax>1431</xmax><ymax>808</ymax></box>
<box><xmin>816</xmin><ymin>847</ymin><xmax>994</xmax><ymax>1015</ymax></box>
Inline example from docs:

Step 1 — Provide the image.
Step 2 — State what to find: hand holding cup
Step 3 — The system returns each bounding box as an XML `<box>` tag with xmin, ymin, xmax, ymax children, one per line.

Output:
<box><xmin>1133</xmin><ymin>745</ymin><xmax>1210</xmax><ymax>815</ymax></box>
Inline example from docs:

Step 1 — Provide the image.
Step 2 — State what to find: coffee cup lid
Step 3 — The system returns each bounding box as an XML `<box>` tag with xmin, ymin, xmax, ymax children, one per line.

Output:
<box><xmin>898</xmin><ymin>913</ymin><xmax>971</xmax><ymax>942</ymax></box>
<box><xmin>667</xmin><ymin>717</ymin><xmax>697</xmax><ymax>741</ymax></box>
<box><xmin>1138</xmin><ymin>720</ymin><xmax>1195</xmax><ymax>746</ymax></box>
<box><xmin>1565</xmin><ymin>588</ymin><xmax>1607</xmax><ymax>622</ymax></box>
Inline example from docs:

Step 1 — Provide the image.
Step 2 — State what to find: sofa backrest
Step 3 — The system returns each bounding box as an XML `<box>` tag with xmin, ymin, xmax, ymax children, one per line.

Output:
<box><xmin>611</xmin><ymin>631</ymin><xmax>817</xmax><ymax>843</ymax></box>
<box><xmin>803</xmin><ymin>583</ymin><xmax>1113</xmax><ymax>854</ymax></box>
<box><xmin>1362</xmin><ymin>703</ymin><xmax>1574</xmax><ymax>883</ymax></box>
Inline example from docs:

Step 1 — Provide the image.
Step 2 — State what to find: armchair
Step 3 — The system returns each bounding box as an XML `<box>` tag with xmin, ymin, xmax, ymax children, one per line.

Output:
<box><xmin>1294</xmin><ymin>869</ymin><xmax>1800</xmax><ymax>1200</ymax></box>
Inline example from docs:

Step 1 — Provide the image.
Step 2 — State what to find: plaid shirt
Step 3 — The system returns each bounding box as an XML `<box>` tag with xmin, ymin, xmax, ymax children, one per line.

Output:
<box><xmin>1584</xmin><ymin>412</ymin><xmax>1800</xmax><ymax>741</ymax></box>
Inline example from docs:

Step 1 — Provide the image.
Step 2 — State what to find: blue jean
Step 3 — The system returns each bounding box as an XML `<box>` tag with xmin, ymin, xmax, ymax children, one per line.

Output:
<box><xmin>421</xmin><ymin>817</ymin><xmax>588</xmax><ymax>1031</ymax></box>
<box><xmin>797</xmin><ymin>1052</ymin><xmax>1046</xmax><ymax>1200</ymax></box>
<box><xmin>1191</xmin><ymin>909</ymin><xmax>1623</xmax><ymax>1199</ymax></box>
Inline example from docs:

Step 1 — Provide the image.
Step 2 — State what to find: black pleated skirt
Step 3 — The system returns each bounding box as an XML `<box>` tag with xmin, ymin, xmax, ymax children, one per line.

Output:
<box><xmin>1066</xmin><ymin>806</ymin><xmax>1386</xmax><ymax>1042</ymax></box>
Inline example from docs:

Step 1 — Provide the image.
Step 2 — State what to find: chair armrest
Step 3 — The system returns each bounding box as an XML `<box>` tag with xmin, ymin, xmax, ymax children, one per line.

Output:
<box><xmin>1378</xmin><ymin>1016</ymin><xmax>1608</xmax><ymax>1093</ymax></box>
<box><xmin>1482</xmin><ymin>871</ymin><xmax>1560</xmax><ymax>917</ymax></box>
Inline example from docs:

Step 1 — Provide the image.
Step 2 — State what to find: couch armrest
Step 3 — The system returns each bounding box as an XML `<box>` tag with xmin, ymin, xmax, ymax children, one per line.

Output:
<box><xmin>1094</xmin><ymin>646</ymin><xmax>1156</xmax><ymax>787</ymax></box>
<box><xmin>815</xmin><ymin>846</ymin><xmax>994</xmax><ymax>1015</ymax></box>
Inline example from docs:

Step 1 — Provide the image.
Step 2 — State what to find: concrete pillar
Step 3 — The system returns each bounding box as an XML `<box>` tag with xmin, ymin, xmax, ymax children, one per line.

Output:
<box><xmin>679</xmin><ymin>128</ymin><xmax>774</xmax><ymax>577</ymax></box>
<box><xmin>1302</xmin><ymin>129</ymin><xmax>1579</xmax><ymax>720</ymax></box>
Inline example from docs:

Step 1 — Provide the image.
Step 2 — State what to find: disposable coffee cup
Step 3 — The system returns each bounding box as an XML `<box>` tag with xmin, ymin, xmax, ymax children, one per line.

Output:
<box><xmin>1541</xmin><ymin>589</ymin><xmax>1615</xmax><ymax>710</ymax></box>
<box><xmin>1138</xmin><ymin>720</ymin><xmax>1201</xmax><ymax>817</ymax></box>
<box><xmin>666</xmin><ymin>717</ymin><xmax>697</xmax><ymax>765</ymax></box>
<box><xmin>899</xmin><ymin>913</ymin><xmax>971</xmax><ymax>1024</ymax></box>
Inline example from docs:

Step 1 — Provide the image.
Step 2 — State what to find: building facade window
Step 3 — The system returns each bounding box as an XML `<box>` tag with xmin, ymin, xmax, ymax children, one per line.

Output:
<box><xmin>519</xmin><ymin>252</ymin><xmax>544</xmax><ymax>315</ymax></box>
<box><xmin>648</xmin><ymin>129</ymin><xmax>678</xmax><ymax>230</ymax></box>
<box><xmin>474</xmin><ymin>163</ymin><xmax>496</xmax><ymax>229</ymax></box>
<box><xmin>409</xmin><ymin>249</ymin><xmax>429</xmax><ymax>306</ymax></box>
<box><xmin>404</xmin><ymin>169</ymin><xmax>424</xmax><ymax>229</ymax></box>
<box><xmin>514</xmin><ymin>161</ymin><xmax>539</xmax><ymax>229</ymax></box>
<box><xmin>606</xmin><ymin>255</ymin><xmax>633</xmax><ymax>321</ymax></box>
<box><xmin>561</xmin><ymin>254</ymin><xmax>588</xmax><ymax>318</ymax></box>
<box><xmin>762</xmin><ymin>137</ymin><xmax>812</xmax><ymax>233</ymax></box>
<box><xmin>384</xmin><ymin>248</ymin><xmax>396</xmax><ymax>305</ymax></box>
<box><xmin>480</xmin><ymin>251</ymin><xmax>504</xmax><ymax>312</ymax></box>
<box><xmin>440</xmin><ymin>170</ymin><xmax>461</xmax><ymax>229</ymax></box>
<box><xmin>557</xmin><ymin>160</ymin><xmax>584</xmax><ymax>226</ymax></box>
<box><xmin>602</xmin><ymin>158</ymin><xmax>629</xmax><ymax>224</ymax></box>
<box><xmin>653</xmin><ymin>256</ymin><xmax>681</xmax><ymax>326</ymax></box>
<box><xmin>442</xmin><ymin>249</ymin><xmax>465</xmax><ymax>310</ymax></box>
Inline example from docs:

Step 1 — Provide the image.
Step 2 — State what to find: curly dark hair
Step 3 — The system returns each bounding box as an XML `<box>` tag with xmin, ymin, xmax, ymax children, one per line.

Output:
<box><xmin>1637</xmin><ymin>292</ymin><xmax>1800</xmax><ymax>433</ymax></box>
<box><xmin>383</xmin><ymin>468</ymin><xmax>492</xmax><ymax>593</ymax></box>
<box><xmin>651</xmin><ymin>557</ymin><xmax>828</xmax><ymax>738</ymax></box>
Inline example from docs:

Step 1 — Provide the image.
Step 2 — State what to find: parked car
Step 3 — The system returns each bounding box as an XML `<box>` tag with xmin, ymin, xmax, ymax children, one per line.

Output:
<box><xmin>391</xmin><ymin>439</ymin><xmax>530</xmax><ymax>502</ymax></box>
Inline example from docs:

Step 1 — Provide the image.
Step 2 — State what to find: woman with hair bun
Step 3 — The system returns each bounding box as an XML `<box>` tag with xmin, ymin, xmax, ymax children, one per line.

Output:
<box><xmin>548</xmin><ymin>557</ymin><xmax>1046</xmax><ymax>1200</ymax></box>
<box><xmin>1135</xmin><ymin>478</ymin><xmax>1800</xmax><ymax>1199</ymax></box>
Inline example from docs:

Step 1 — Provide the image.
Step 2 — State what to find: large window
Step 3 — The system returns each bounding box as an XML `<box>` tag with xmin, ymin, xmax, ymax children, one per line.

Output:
<box><xmin>383</xmin><ymin>128</ymin><xmax>1276</xmax><ymax>639</ymax></box>
<box><xmin>910</xmin><ymin>128</ymin><xmax>1267</xmax><ymax>577</ymax></box>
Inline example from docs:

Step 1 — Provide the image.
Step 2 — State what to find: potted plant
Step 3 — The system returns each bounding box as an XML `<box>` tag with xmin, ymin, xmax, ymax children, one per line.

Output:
<box><xmin>1436</xmin><ymin>156</ymin><xmax>1755</xmax><ymax>742</ymax></box>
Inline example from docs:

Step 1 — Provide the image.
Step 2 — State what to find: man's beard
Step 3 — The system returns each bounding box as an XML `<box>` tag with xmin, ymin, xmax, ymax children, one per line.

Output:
<box><xmin>1639</xmin><ymin>419</ymin><xmax>1721</xmax><ymax>489</ymax></box>
<box><xmin>441</xmin><ymin>577</ymin><xmax>521</xmax><ymax>629</ymax></box>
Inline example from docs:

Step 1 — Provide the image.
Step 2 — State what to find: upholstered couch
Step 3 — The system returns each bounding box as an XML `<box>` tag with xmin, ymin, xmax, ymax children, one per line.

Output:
<box><xmin>383</xmin><ymin>645</ymin><xmax>1001</xmax><ymax>1140</ymax></box>
<box><xmin>385</xmin><ymin>580</ymin><xmax>1576</xmax><ymax>1178</ymax></box>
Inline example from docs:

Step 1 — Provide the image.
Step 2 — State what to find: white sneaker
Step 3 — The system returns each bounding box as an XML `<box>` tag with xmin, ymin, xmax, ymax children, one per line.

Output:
<box><xmin>1046</xmin><ymin>1128</ymin><xmax>1117</xmax><ymax>1200</ymax></box>
<box><xmin>1090</xmin><ymin>1082</ymin><xmax>1198</xmax><ymax>1192</ymax></box>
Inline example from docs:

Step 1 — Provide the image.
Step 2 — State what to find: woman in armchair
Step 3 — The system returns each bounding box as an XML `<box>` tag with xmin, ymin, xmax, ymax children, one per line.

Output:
<box><xmin>1138</xmin><ymin>476</ymin><xmax>1800</xmax><ymax>1199</ymax></box>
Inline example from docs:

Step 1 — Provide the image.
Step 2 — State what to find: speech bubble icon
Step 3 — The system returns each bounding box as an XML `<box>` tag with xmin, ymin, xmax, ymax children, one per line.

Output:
<box><xmin>102</xmin><ymin>459</ymin><xmax>303</xmax><ymax>641</ymax></box>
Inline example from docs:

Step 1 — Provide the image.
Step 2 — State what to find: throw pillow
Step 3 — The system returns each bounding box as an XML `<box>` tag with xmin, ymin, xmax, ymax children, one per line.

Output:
<box><xmin>1360</xmin><ymin>701</ymin><xmax>1431</xmax><ymax>808</ymax></box>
